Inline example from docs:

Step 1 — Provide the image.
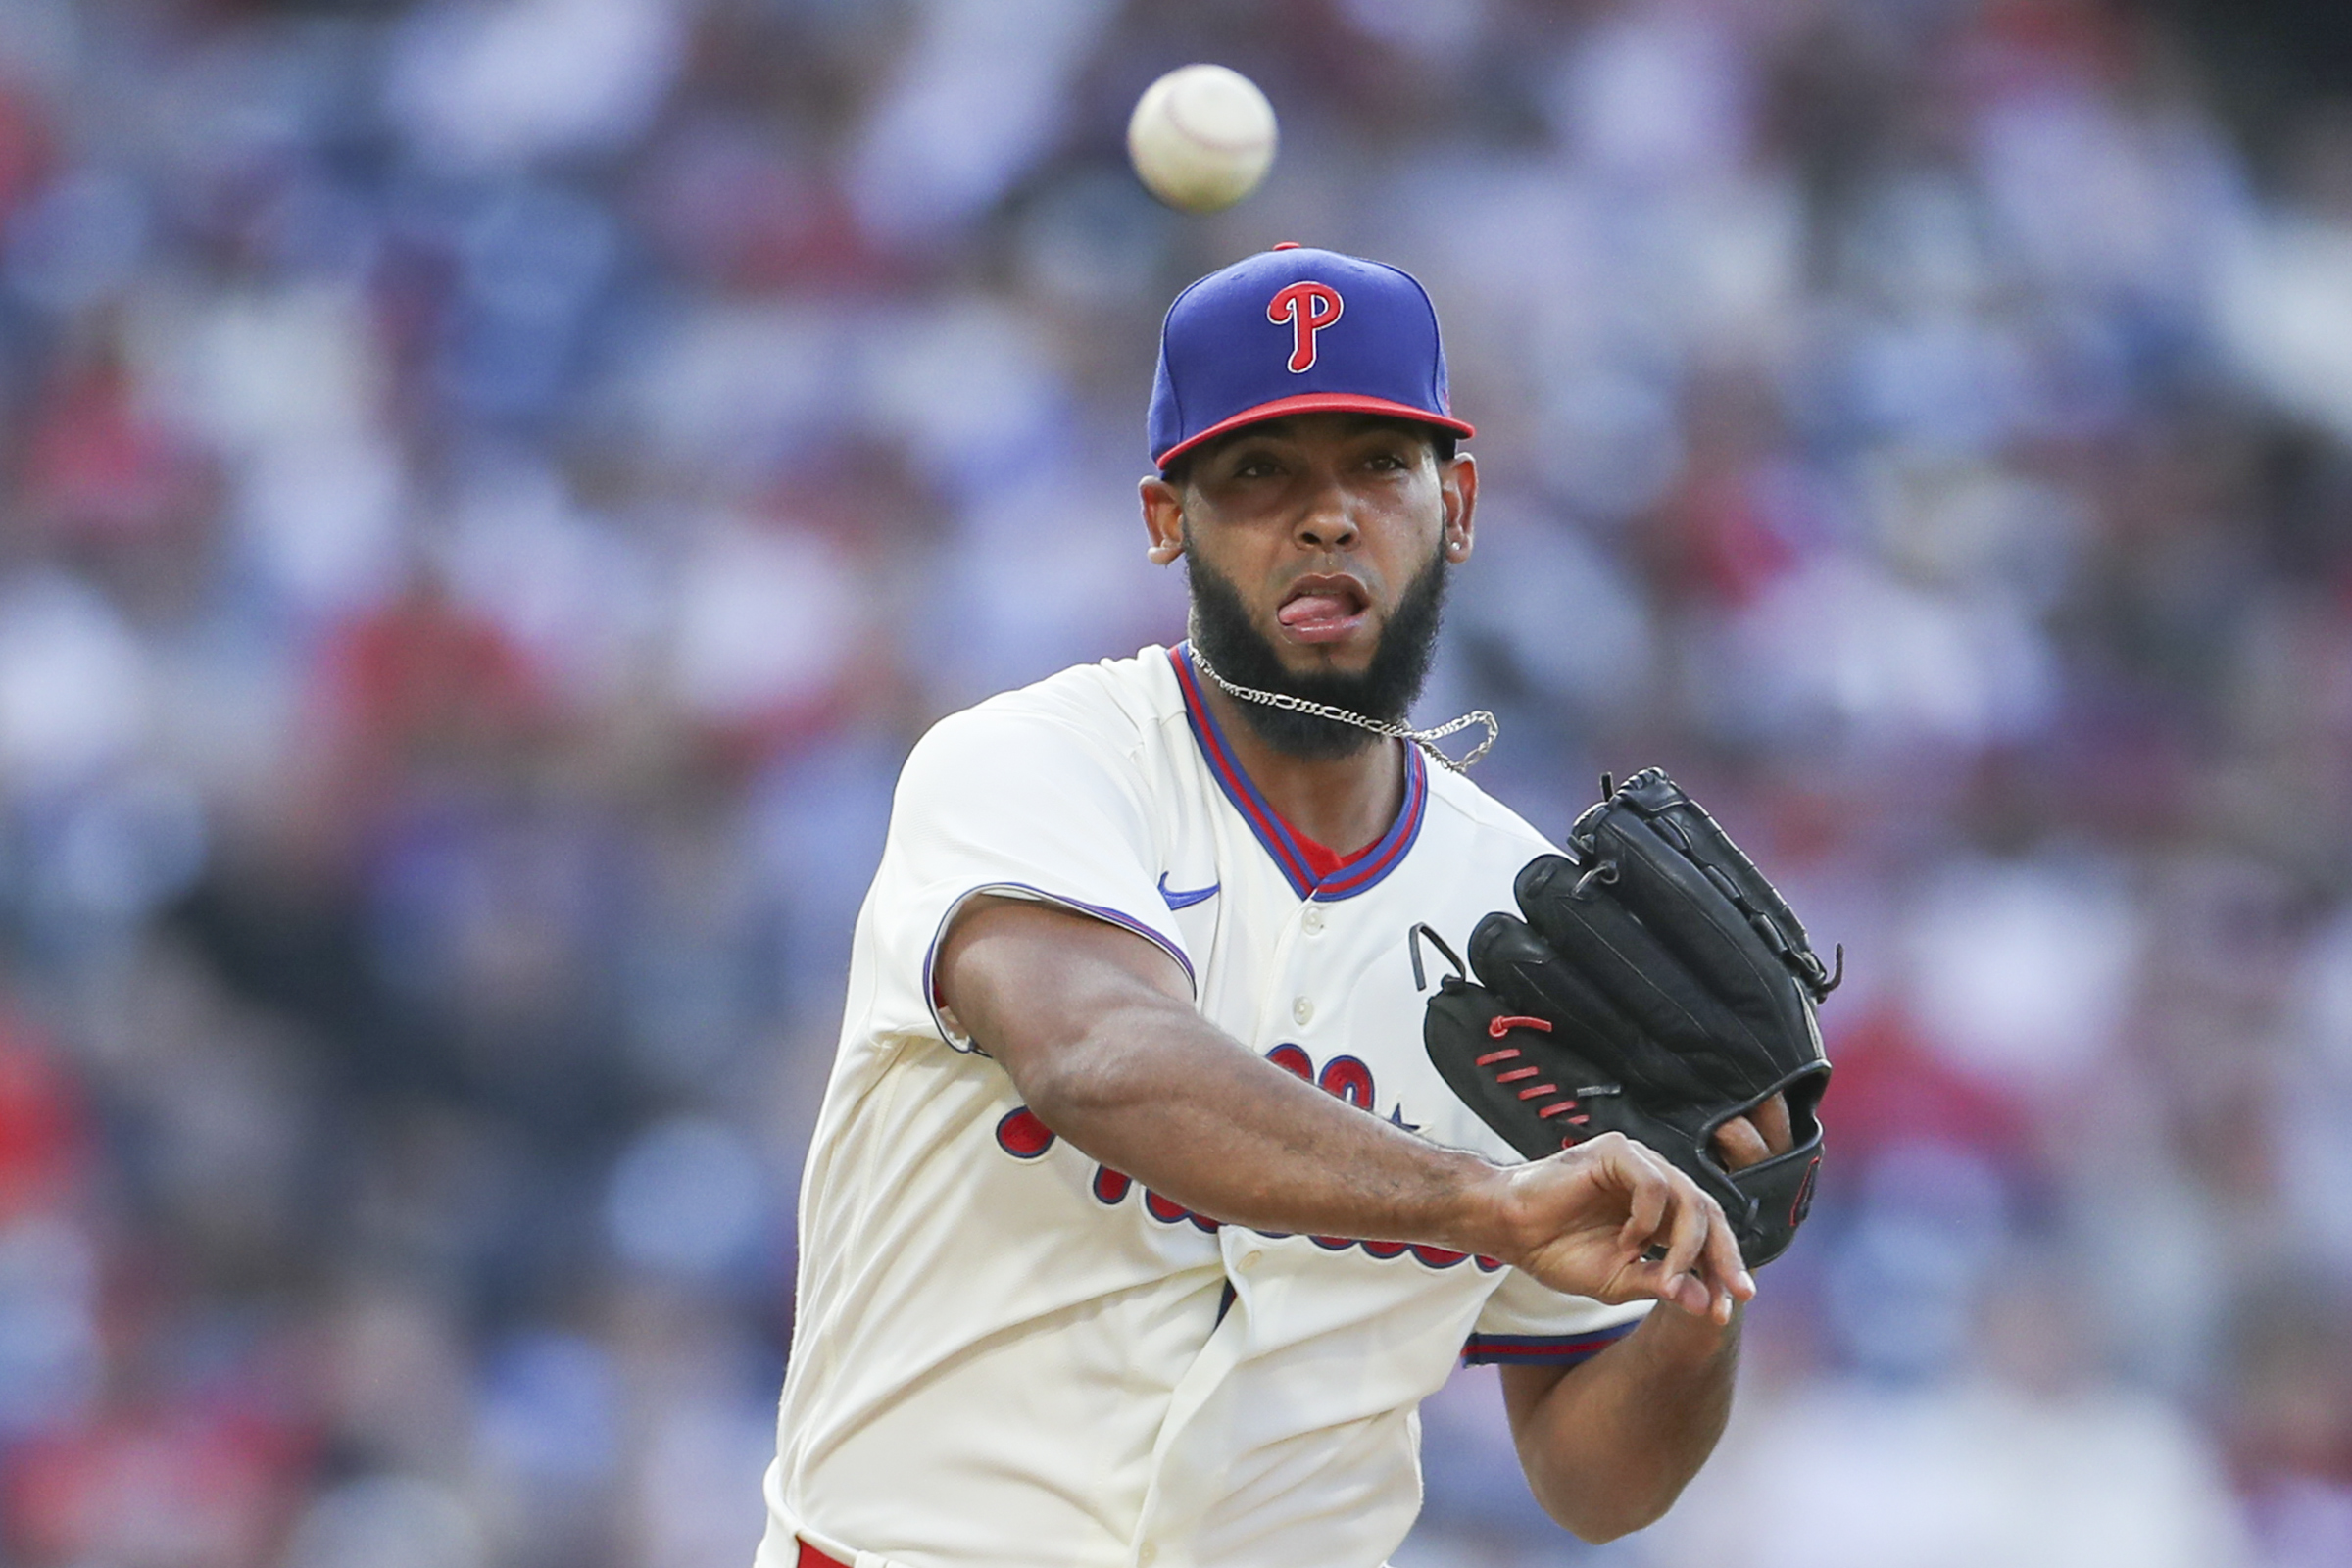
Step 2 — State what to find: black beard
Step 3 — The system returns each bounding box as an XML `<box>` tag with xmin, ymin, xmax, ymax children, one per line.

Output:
<box><xmin>1185</xmin><ymin>546</ymin><xmax>1450</xmax><ymax>760</ymax></box>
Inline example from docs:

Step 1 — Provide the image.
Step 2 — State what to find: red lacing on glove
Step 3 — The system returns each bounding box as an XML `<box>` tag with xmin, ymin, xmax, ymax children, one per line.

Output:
<box><xmin>1476</xmin><ymin>1015</ymin><xmax>1588</xmax><ymax>1141</ymax></box>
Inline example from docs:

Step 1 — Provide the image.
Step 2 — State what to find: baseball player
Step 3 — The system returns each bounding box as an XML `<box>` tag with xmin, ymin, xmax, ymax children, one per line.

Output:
<box><xmin>755</xmin><ymin>246</ymin><xmax>1810</xmax><ymax>1568</ymax></box>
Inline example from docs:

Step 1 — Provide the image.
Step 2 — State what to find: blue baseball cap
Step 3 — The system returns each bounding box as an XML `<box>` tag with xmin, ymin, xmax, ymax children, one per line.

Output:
<box><xmin>1148</xmin><ymin>243</ymin><xmax>1475</xmax><ymax>470</ymax></box>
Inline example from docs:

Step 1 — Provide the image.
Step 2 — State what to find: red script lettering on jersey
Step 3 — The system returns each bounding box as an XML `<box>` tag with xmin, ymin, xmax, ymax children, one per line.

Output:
<box><xmin>1268</xmin><ymin>281</ymin><xmax>1344</xmax><ymax>372</ymax></box>
<box><xmin>991</xmin><ymin>1050</ymin><xmax>1499</xmax><ymax>1271</ymax></box>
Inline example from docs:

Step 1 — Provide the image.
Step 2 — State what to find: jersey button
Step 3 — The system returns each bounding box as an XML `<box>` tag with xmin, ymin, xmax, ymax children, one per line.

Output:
<box><xmin>1138</xmin><ymin>1544</ymin><xmax>1158</xmax><ymax>1567</ymax></box>
<box><xmin>1292</xmin><ymin>996</ymin><xmax>1313</xmax><ymax>1026</ymax></box>
<box><xmin>1238</xmin><ymin>1250</ymin><xmax>1263</xmax><ymax>1272</ymax></box>
<box><xmin>1301</xmin><ymin>905</ymin><xmax>1325</xmax><ymax>934</ymax></box>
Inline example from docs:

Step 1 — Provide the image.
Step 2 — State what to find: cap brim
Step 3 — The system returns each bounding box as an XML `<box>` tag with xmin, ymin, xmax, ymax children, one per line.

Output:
<box><xmin>1153</xmin><ymin>394</ymin><xmax>1476</xmax><ymax>469</ymax></box>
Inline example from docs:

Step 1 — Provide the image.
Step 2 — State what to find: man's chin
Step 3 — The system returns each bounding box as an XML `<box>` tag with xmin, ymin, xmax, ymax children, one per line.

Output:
<box><xmin>1185</xmin><ymin>545</ymin><xmax>1447</xmax><ymax>754</ymax></box>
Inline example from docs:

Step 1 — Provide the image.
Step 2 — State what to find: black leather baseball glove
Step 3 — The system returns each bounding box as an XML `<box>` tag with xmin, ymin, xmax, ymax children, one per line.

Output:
<box><xmin>1422</xmin><ymin>768</ymin><xmax>1837</xmax><ymax>1267</ymax></box>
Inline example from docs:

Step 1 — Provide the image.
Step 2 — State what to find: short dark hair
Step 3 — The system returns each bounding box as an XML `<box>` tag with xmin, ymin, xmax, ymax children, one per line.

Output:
<box><xmin>1159</xmin><ymin>420</ymin><xmax>1458</xmax><ymax>489</ymax></box>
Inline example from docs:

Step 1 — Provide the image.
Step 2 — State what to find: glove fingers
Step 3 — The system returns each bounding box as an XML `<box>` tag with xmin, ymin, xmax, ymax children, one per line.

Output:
<box><xmin>1465</xmin><ymin>911</ymin><xmax>1642</xmax><ymax>1065</ymax></box>
<box><xmin>1508</xmin><ymin>858</ymin><xmax>1771</xmax><ymax>1104</ymax></box>
<box><xmin>1629</xmin><ymin>773</ymin><xmax>1816</xmax><ymax>950</ymax></box>
<box><xmin>1578</xmin><ymin>812</ymin><xmax>1802</xmax><ymax>1051</ymax></box>
<box><xmin>1599</xmin><ymin>770</ymin><xmax>1835</xmax><ymax>1000</ymax></box>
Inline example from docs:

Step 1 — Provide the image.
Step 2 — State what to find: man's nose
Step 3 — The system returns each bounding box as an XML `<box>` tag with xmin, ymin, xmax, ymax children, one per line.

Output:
<box><xmin>1294</xmin><ymin>483</ymin><xmax>1359</xmax><ymax>552</ymax></box>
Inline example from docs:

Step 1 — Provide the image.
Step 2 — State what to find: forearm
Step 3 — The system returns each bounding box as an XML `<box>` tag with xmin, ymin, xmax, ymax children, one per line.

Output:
<box><xmin>940</xmin><ymin>900</ymin><xmax>1751</xmax><ymax>1320</ymax></box>
<box><xmin>996</xmin><ymin>982</ymin><xmax>1507</xmax><ymax>1251</ymax></box>
<box><xmin>1504</xmin><ymin>1304</ymin><xmax>1741</xmax><ymax>1542</ymax></box>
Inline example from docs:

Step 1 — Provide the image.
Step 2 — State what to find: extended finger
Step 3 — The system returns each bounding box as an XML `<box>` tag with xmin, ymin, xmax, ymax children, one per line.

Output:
<box><xmin>1602</xmin><ymin>1137</ymin><xmax>1670</xmax><ymax>1254</ymax></box>
<box><xmin>1652</xmin><ymin>1155</ymin><xmax>1711</xmax><ymax>1296</ymax></box>
<box><xmin>1624</xmin><ymin>1145</ymin><xmax>1715</xmax><ymax>1316</ymax></box>
<box><xmin>1617</xmin><ymin>1142</ymin><xmax>1743</xmax><ymax>1316</ymax></box>
<box><xmin>1701</xmin><ymin>1187</ymin><xmax>1755</xmax><ymax>1314</ymax></box>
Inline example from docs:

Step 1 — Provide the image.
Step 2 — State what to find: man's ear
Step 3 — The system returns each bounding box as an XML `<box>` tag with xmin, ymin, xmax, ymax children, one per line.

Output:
<box><xmin>1440</xmin><ymin>451</ymin><xmax>1478</xmax><ymax>564</ymax></box>
<box><xmin>1140</xmin><ymin>474</ymin><xmax>1186</xmax><ymax>564</ymax></box>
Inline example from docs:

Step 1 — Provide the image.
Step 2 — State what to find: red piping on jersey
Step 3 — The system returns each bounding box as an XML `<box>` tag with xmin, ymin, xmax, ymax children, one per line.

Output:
<box><xmin>1462</xmin><ymin>1318</ymin><xmax>1642</xmax><ymax>1366</ymax></box>
<box><xmin>921</xmin><ymin>882</ymin><xmax>1196</xmax><ymax>1050</ymax></box>
<box><xmin>1168</xmin><ymin>644</ymin><xmax>1428</xmax><ymax>903</ymax></box>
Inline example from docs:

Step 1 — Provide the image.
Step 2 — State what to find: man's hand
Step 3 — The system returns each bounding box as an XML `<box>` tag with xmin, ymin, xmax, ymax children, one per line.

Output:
<box><xmin>1479</xmin><ymin>1133</ymin><xmax>1754</xmax><ymax>1324</ymax></box>
<box><xmin>1480</xmin><ymin>1095</ymin><xmax>1792</xmax><ymax>1323</ymax></box>
<box><xmin>1707</xmin><ymin>1093</ymin><xmax>1792</xmax><ymax>1172</ymax></box>
<box><xmin>1491</xmin><ymin>1096</ymin><xmax>1785</xmax><ymax>1541</ymax></box>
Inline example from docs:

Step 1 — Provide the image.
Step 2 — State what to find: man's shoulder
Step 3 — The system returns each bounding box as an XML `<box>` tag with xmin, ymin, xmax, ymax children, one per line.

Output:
<box><xmin>908</xmin><ymin>646</ymin><xmax>1184</xmax><ymax>778</ymax></box>
<box><xmin>967</xmin><ymin>645</ymin><xmax>1183</xmax><ymax>729</ymax></box>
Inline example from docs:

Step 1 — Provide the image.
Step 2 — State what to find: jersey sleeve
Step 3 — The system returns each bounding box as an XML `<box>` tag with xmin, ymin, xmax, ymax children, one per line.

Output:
<box><xmin>884</xmin><ymin>700</ymin><xmax>1193</xmax><ymax>1052</ymax></box>
<box><xmin>1463</xmin><ymin>1269</ymin><xmax>1651</xmax><ymax>1367</ymax></box>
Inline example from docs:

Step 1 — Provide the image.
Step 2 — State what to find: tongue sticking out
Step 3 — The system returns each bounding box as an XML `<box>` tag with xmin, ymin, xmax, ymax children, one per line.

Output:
<box><xmin>1279</xmin><ymin>593</ymin><xmax>1357</xmax><ymax>629</ymax></box>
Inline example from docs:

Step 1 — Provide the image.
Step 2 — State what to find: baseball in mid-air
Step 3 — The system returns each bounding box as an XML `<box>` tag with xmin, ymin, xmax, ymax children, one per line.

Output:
<box><xmin>1127</xmin><ymin>64</ymin><xmax>1278</xmax><ymax>213</ymax></box>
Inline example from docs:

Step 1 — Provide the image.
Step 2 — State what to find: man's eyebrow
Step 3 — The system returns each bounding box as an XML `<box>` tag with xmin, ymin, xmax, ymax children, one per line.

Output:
<box><xmin>1206</xmin><ymin>432</ymin><xmax>1292</xmax><ymax>463</ymax></box>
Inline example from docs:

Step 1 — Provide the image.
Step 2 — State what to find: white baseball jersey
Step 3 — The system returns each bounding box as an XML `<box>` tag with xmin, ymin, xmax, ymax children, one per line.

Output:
<box><xmin>756</xmin><ymin>645</ymin><xmax>1647</xmax><ymax>1568</ymax></box>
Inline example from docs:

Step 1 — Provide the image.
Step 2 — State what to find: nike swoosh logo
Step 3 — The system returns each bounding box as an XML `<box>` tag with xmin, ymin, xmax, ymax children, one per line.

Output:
<box><xmin>1158</xmin><ymin>873</ymin><xmax>1219</xmax><ymax>910</ymax></box>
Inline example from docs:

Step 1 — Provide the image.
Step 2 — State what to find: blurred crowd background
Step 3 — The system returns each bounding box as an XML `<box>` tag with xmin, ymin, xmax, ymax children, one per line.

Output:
<box><xmin>2</xmin><ymin>0</ymin><xmax>2351</xmax><ymax>1564</ymax></box>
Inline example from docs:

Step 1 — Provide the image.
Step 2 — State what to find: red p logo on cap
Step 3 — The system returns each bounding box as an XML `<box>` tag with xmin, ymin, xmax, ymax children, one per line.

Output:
<box><xmin>1147</xmin><ymin>246</ymin><xmax>1474</xmax><ymax>469</ymax></box>
<box><xmin>1269</xmin><ymin>281</ymin><xmax>1345</xmax><ymax>372</ymax></box>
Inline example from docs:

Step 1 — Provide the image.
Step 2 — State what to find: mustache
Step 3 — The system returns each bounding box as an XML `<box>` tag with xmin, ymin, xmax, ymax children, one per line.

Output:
<box><xmin>1183</xmin><ymin>545</ymin><xmax>1450</xmax><ymax>760</ymax></box>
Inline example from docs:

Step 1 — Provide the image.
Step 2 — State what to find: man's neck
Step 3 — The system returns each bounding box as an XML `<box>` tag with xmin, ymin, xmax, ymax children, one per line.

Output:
<box><xmin>1197</xmin><ymin>680</ymin><xmax>1407</xmax><ymax>857</ymax></box>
